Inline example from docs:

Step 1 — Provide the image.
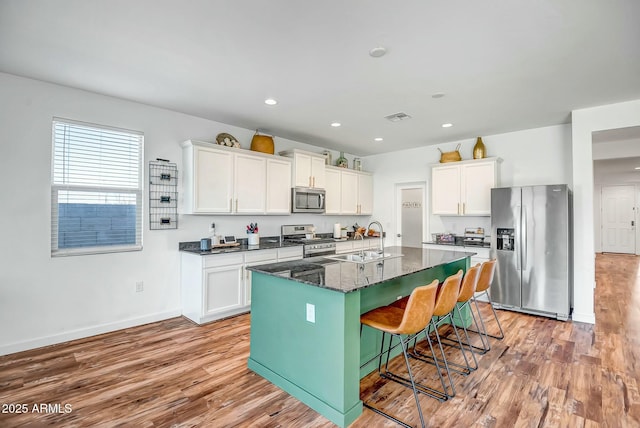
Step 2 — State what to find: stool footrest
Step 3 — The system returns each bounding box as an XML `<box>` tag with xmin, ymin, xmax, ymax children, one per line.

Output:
<box><xmin>379</xmin><ymin>370</ymin><xmax>448</xmax><ymax>402</ymax></box>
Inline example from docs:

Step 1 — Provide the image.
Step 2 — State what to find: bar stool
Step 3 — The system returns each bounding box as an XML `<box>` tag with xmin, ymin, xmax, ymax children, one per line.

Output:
<box><xmin>389</xmin><ymin>270</ymin><xmax>466</xmax><ymax>397</ymax></box>
<box><xmin>360</xmin><ymin>279</ymin><xmax>439</xmax><ymax>428</ymax></box>
<box><xmin>469</xmin><ymin>259</ymin><xmax>505</xmax><ymax>341</ymax></box>
<box><xmin>409</xmin><ymin>267</ymin><xmax>478</xmax><ymax>387</ymax></box>
<box><xmin>440</xmin><ymin>263</ymin><xmax>489</xmax><ymax>358</ymax></box>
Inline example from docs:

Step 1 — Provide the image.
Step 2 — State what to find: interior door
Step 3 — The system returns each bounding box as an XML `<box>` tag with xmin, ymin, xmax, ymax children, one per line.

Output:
<box><xmin>602</xmin><ymin>185</ymin><xmax>636</xmax><ymax>254</ymax></box>
<box><xmin>400</xmin><ymin>188</ymin><xmax>424</xmax><ymax>248</ymax></box>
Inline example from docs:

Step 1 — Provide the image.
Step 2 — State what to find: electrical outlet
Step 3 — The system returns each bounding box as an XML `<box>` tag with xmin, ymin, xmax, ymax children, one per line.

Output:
<box><xmin>306</xmin><ymin>303</ymin><xmax>315</xmax><ymax>323</ymax></box>
<box><xmin>209</xmin><ymin>222</ymin><xmax>216</xmax><ymax>233</ymax></box>
<box><xmin>135</xmin><ymin>281</ymin><xmax>144</xmax><ymax>292</ymax></box>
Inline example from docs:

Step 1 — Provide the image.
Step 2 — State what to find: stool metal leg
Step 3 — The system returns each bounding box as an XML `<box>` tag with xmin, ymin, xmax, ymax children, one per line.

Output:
<box><xmin>363</xmin><ymin>332</ymin><xmax>428</xmax><ymax>428</ymax></box>
<box><xmin>412</xmin><ymin>314</ymin><xmax>475</xmax><ymax>379</ymax></box>
<box><xmin>466</xmin><ymin>291</ymin><xmax>505</xmax><ymax>340</ymax></box>
<box><xmin>379</xmin><ymin>332</ymin><xmax>449</xmax><ymax>402</ymax></box>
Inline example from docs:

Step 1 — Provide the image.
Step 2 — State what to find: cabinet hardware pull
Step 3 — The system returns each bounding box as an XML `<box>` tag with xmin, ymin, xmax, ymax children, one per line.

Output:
<box><xmin>312</xmin><ymin>176</ymin><xmax>315</xmax><ymax>188</ymax></box>
<box><xmin>230</xmin><ymin>198</ymin><xmax>233</xmax><ymax>211</ymax></box>
<box><xmin>463</xmin><ymin>202</ymin><xmax>465</xmax><ymax>214</ymax></box>
<box><xmin>236</xmin><ymin>199</ymin><xmax>238</xmax><ymax>212</ymax></box>
<box><xmin>309</xmin><ymin>176</ymin><xmax>312</xmax><ymax>187</ymax></box>
<box><xmin>457</xmin><ymin>202</ymin><xmax>460</xmax><ymax>215</ymax></box>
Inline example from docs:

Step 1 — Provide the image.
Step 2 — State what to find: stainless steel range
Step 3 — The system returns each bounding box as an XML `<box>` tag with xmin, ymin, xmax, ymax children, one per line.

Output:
<box><xmin>281</xmin><ymin>224</ymin><xmax>337</xmax><ymax>258</ymax></box>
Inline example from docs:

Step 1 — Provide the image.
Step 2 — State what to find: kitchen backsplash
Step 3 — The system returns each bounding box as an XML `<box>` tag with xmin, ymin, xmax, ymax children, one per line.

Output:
<box><xmin>433</xmin><ymin>216</ymin><xmax>491</xmax><ymax>238</ymax></box>
<box><xmin>178</xmin><ymin>213</ymin><xmax>372</xmax><ymax>241</ymax></box>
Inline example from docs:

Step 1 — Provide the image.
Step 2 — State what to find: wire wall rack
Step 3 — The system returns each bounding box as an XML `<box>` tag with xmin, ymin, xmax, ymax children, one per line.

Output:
<box><xmin>149</xmin><ymin>159</ymin><xmax>178</xmax><ymax>230</ymax></box>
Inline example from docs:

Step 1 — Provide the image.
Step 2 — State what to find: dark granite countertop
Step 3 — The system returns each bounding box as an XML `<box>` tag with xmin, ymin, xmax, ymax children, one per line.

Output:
<box><xmin>422</xmin><ymin>241</ymin><xmax>491</xmax><ymax>249</ymax></box>
<box><xmin>179</xmin><ymin>237</ymin><xmax>302</xmax><ymax>255</ymax></box>
<box><xmin>247</xmin><ymin>246</ymin><xmax>475</xmax><ymax>293</ymax></box>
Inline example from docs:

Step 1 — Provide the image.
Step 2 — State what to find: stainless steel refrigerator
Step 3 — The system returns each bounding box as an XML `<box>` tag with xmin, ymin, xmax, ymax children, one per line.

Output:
<box><xmin>490</xmin><ymin>185</ymin><xmax>572</xmax><ymax>320</ymax></box>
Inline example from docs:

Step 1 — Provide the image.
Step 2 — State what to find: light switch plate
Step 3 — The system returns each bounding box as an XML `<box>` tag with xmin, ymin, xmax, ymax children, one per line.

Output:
<box><xmin>306</xmin><ymin>303</ymin><xmax>315</xmax><ymax>323</ymax></box>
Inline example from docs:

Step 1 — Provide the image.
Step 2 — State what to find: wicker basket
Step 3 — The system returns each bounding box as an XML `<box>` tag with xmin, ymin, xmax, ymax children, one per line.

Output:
<box><xmin>438</xmin><ymin>144</ymin><xmax>462</xmax><ymax>163</ymax></box>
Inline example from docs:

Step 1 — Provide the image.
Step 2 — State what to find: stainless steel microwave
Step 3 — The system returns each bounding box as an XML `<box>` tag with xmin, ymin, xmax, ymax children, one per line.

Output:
<box><xmin>291</xmin><ymin>187</ymin><xmax>325</xmax><ymax>213</ymax></box>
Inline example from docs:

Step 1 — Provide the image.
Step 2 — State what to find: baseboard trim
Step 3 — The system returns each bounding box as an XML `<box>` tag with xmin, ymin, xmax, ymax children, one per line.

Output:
<box><xmin>571</xmin><ymin>311</ymin><xmax>596</xmax><ymax>324</ymax></box>
<box><xmin>0</xmin><ymin>309</ymin><xmax>182</xmax><ymax>357</ymax></box>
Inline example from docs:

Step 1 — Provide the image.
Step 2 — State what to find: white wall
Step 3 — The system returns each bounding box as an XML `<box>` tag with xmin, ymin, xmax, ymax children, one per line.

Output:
<box><xmin>363</xmin><ymin>124</ymin><xmax>573</xmax><ymax>244</ymax></box>
<box><xmin>593</xmin><ymin>137</ymin><xmax>640</xmax><ymax>160</ymax></box>
<box><xmin>572</xmin><ymin>99</ymin><xmax>640</xmax><ymax>324</ymax></box>
<box><xmin>0</xmin><ymin>73</ymin><xmax>365</xmax><ymax>355</ymax></box>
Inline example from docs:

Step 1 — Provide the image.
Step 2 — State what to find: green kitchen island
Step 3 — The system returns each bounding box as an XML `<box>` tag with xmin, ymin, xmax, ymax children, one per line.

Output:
<box><xmin>246</xmin><ymin>246</ymin><xmax>474</xmax><ymax>427</ymax></box>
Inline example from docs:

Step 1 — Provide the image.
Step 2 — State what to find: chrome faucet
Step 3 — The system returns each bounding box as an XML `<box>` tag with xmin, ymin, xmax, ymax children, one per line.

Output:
<box><xmin>354</xmin><ymin>232</ymin><xmax>365</xmax><ymax>258</ymax></box>
<box><xmin>367</xmin><ymin>221</ymin><xmax>384</xmax><ymax>254</ymax></box>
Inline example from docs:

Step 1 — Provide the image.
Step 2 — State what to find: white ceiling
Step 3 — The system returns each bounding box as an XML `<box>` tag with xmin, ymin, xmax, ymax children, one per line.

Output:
<box><xmin>1</xmin><ymin>1</ymin><xmax>639</xmax><ymax>156</ymax></box>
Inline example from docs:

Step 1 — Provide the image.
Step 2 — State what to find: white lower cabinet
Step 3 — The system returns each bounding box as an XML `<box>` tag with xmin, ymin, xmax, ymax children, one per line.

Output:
<box><xmin>244</xmin><ymin>249</ymin><xmax>279</xmax><ymax>307</ymax></box>
<box><xmin>422</xmin><ymin>243</ymin><xmax>490</xmax><ymax>265</ymax></box>
<box><xmin>335</xmin><ymin>239</ymin><xmax>379</xmax><ymax>254</ymax></box>
<box><xmin>181</xmin><ymin>246</ymin><xmax>303</xmax><ymax>324</ymax></box>
<box><xmin>204</xmin><ymin>264</ymin><xmax>244</xmax><ymax>317</ymax></box>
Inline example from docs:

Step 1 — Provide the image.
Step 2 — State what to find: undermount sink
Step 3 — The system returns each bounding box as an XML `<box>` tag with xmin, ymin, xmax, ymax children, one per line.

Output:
<box><xmin>324</xmin><ymin>251</ymin><xmax>403</xmax><ymax>264</ymax></box>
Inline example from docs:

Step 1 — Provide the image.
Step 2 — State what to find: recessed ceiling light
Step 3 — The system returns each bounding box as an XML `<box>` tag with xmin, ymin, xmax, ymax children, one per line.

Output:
<box><xmin>264</xmin><ymin>98</ymin><xmax>277</xmax><ymax>105</ymax></box>
<box><xmin>635</xmin><ymin>167</ymin><xmax>640</xmax><ymax>170</ymax></box>
<box><xmin>432</xmin><ymin>93</ymin><xmax>445</xmax><ymax>99</ymax></box>
<box><xmin>369</xmin><ymin>46</ymin><xmax>387</xmax><ymax>58</ymax></box>
<box><xmin>374</xmin><ymin>137</ymin><xmax>383</xmax><ymax>142</ymax></box>
<box><xmin>442</xmin><ymin>123</ymin><xmax>453</xmax><ymax>128</ymax></box>
<box><xmin>330</xmin><ymin>122</ymin><xmax>341</xmax><ymax>127</ymax></box>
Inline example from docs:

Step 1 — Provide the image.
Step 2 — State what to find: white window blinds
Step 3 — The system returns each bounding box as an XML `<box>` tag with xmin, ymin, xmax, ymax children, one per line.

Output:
<box><xmin>51</xmin><ymin>118</ymin><xmax>143</xmax><ymax>256</ymax></box>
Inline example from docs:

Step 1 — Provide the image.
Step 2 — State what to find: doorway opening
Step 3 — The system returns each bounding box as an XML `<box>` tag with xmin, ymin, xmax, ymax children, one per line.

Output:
<box><xmin>600</xmin><ymin>184</ymin><xmax>637</xmax><ymax>254</ymax></box>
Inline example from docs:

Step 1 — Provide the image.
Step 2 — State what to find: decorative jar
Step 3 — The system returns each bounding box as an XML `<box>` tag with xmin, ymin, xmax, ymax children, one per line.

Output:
<box><xmin>336</xmin><ymin>151</ymin><xmax>348</xmax><ymax>168</ymax></box>
<box><xmin>473</xmin><ymin>137</ymin><xmax>486</xmax><ymax>159</ymax></box>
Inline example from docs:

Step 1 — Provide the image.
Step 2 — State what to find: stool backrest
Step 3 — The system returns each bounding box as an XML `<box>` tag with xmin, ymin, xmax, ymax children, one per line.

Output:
<box><xmin>476</xmin><ymin>259</ymin><xmax>497</xmax><ymax>293</ymax></box>
<box><xmin>433</xmin><ymin>270</ymin><xmax>463</xmax><ymax>317</ymax></box>
<box><xmin>396</xmin><ymin>279</ymin><xmax>439</xmax><ymax>335</ymax></box>
<box><xmin>457</xmin><ymin>264</ymin><xmax>481</xmax><ymax>302</ymax></box>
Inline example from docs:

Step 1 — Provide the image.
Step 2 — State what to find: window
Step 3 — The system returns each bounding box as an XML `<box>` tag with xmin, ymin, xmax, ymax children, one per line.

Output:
<box><xmin>51</xmin><ymin>118</ymin><xmax>143</xmax><ymax>256</ymax></box>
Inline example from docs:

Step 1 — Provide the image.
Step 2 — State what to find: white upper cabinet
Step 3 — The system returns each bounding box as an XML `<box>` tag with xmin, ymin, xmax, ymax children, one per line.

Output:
<box><xmin>325</xmin><ymin>166</ymin><xmax>374</xmax><ymax>215</ymax></box>
<box><xmin>266</xmin><ymin>158</ymin><xmax>292</xmax><ymax>214</ymax></box>
<box><xmin>431</xmin><ymin>158</ymin><xmax>498</xmax><ymax>216</ymax></box>
<box><xmin>357</xmin><ymin>172</ymin><xmax>373</xmax><ymax>215</ymax></box>
<box><xmin>182</xmin><ymin>140</ymin><xmax>292</xmax><ymax>215</ymax></box>
<box><xmin>186</xmin><ymin>144</ymin><xmax>234</xmax><ymax>213</ymax></box>
<box><xmin>340</xmin><ymin>170</ymin><xmax>359</xmax><ymax>214</ymax></box>
<box><xmin>234</xmin><ymin>153</ymin><xmax>266</xmax><ymax>213</ymax></box>
<box><xmin>279</xmin><ymin>149</ymin><xmax>326</xmax><ymax>189</ymax></box>
<box><xmin>324</xmin><ymin>167</ymin><xmax>341</xmax><ymax>214</ymax></box>
<box><xmin>310</xmin><ymin>155</ymin><xmax>326</xmax><ymax>188</ymax></box>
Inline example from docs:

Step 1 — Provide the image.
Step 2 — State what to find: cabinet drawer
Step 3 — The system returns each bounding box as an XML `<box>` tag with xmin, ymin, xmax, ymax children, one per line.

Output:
<box><xmin>203</xmin><ymin>253</ymin><xmax>244</xmax><ymax>268</ymax></box>
<box><xmin>335</xmin><ymin>241</ymin><xmax>354</xmax><ymax>254</ymax></box>
<box><xmin>278</xmin><ymin>246</ymin><xmax>303</xmax><ymax>260</ymax></box>
<box><xmin>245</xmin><ymin>249</ymin><xmax>278</xmax><ymax>263</ymax></box>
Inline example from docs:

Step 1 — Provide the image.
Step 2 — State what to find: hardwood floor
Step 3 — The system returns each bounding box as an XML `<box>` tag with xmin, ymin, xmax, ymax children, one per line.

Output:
<box><xmin>1</xmin><ymin>253</ymin><xmax>638</xmax><ymax>427</ymax></box>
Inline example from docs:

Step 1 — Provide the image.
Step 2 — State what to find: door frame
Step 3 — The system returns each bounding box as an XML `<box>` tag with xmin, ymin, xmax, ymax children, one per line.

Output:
<box><xmin>394</xmin><ymin>182</ymin><xmax>427</xmax><ymax>247</ymax></box>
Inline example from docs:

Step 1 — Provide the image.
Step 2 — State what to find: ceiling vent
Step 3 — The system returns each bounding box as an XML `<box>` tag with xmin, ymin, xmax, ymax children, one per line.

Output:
<box><xmin>384</xmin><ymin>112</ymin><xmax>412</xmax><ymax>122</ymax></box>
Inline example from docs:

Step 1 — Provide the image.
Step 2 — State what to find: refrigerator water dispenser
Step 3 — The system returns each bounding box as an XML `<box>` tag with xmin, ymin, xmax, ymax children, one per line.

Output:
<box><xmin>496</xmin><ymin>228</ymin><xmax>514</xmax><ymax>251</ymax></box>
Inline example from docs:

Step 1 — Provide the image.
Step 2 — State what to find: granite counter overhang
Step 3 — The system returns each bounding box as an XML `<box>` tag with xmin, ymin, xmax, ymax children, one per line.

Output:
<box><xmin>422</xmin><ymin>241</ymin><xmax>491</xmax><ymax>248</ymax></box>
<box><xmin>247</xmin><ymin>246</ymin><xmax>476</xmax><ymax>293</ymax></box>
